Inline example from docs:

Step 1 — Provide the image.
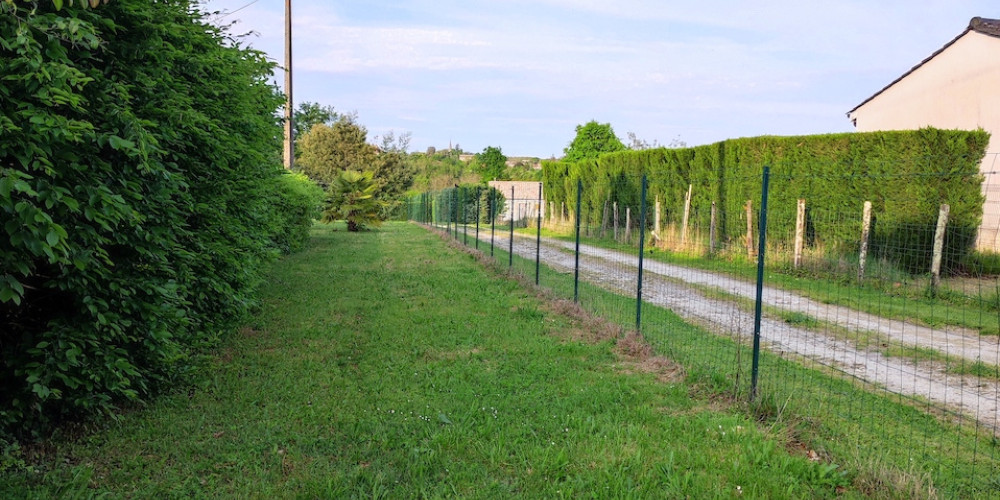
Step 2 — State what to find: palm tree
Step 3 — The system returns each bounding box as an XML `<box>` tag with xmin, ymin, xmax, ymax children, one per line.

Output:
<box><xmin>321</xmin><ymin>170</ymin><xmax>386</xmax><ymax>231</ymax></box>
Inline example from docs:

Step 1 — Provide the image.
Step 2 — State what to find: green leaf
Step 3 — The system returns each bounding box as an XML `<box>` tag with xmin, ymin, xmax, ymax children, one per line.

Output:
<box><xmin>107</xmin><ymin>135</ymin><xmax>135</xmax><ymax>151</ymax></box>
<box><xmin>46</xmin><ymin>229</ymin><xmax>60</xmax><ymax>247</ymax></box>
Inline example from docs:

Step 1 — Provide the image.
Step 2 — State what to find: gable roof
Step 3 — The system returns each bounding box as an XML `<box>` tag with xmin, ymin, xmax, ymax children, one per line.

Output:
<box><xmin>847</xmin><ymin>17</ymin><xmax>1000</xmax><ymax>117</ymax></box>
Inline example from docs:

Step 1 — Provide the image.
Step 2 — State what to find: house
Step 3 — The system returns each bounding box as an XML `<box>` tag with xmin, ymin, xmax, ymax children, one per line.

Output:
<box><xmin>488</xmin><ymin>181</ymin><xmax>544</xmax><ymax>222</ymax></box>
<box><xmin>847</xmin><ymin>17</ymin><xmax>1000</xmax><ymax>250</ymax></box>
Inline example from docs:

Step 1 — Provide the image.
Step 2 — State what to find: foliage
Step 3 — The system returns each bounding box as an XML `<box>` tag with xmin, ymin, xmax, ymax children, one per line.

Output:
<box><xmin>296</xmin><ymin>119</ymin><xmax>375</xmax><ymax>186</ymax></box>
<box><xmin>296</xmin><ymin>117</ymin><xmax>415</xmax><ymax>213</ymax></box>
<box><xmin>407</xmin><ymin>151</ymin><xmax>480</xmax><ymax>192</ymax></box>
<box><xmin>627</xmin><ymin>132</ymin><xmax>687</xmax><ymax>150</ymax></box>
<box><xmin>271</xmin><ymin>173</ymin><xmax>325</xmax><ymax>252</ymax></box>
<box><xmin>12</xmin><ymin>0</ymin><xmax>111</xmax><ymax>10</ymax></box>
<box><xmin>369</xmin><ymin>151</ymin><xmax>415</xmax><ymax>216</ymax></box>
<box><xmin>374</xmin><ymin>130</ymin><xmax>411</xmax><ymax>153</ymax></box>
<box><xmin>474</xmin><ymin>146</ymin><xmax>508</xmax><ymax>182</ymax></box>
<box><xmin>408</xmin><ymin>186</ymin><xmax>504</xmax><ymax>225</ymax></box>
<box><xmin>542</xmin><ymin>128</ymin><xmax>990</xmax><ymax>271</ymax></box>
<box><xmin>293</xmin><ymin>101</ymin><xmax>338</xmax><ymax>144</ymax></box>
<box><xmin>507</xmin><ymin>159</ymin><xmax>543</xmax><ymax>181</ymax></box>
<box><xmin>0</xmin><ymin>0</ymin><xmax>313</xmax><ymax>439</ymax></box>
<box><xmin>321</xmin><ymin>170</ymin><xmax>386</xmax><ymax>231</ymax></box>
<box><xmin>563</xmin><ymin>121</ymin><xmax>626</xmax><ymax>162</ymax></box>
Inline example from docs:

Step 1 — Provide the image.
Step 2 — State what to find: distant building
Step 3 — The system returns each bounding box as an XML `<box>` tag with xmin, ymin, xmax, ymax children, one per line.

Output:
<box><xmin>488</xmin><ymin>181</ymin><xmax>544</xmax><ymax>222</ymax></box>
<box><xmin>847</xmin><ymin>17</ymin><xmax>1000</xmax><ymax>250</ymax></box>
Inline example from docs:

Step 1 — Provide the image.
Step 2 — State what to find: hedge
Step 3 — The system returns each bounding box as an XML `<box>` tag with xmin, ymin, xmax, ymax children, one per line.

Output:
<box><xmin>0</xmin><ymin>1</ymin><xmax>321</xmax><ymax>439</ymax></box>
<box><xmin>407</xmin><ymin>186</ymin><xmax>506</xmax><ymax>226</ymax></box>
<box><xmin>542</xmin><ymin>129</ymin><xmax>990</xmax><ymax>271</ymax></box>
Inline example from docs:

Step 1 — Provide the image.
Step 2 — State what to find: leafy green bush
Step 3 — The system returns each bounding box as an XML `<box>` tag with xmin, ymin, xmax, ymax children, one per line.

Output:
<box><xmin>0</xmin><ymin>1</ymin><xmax>314</xmax><ymax>440</ymax></box>
<box><xmin>543</xmin><ymin>129</ymin><xmax>989</xmax><ymax>270</ymax></box>
<box><xmin>321</xmin><ymin>170</ymin><xmax>387</xmax><ymax>232</ymax></box>
<box><xmin>272</xmin><ymin>173</ymin><xmax>325</xmax><ymax>252</ymax></box>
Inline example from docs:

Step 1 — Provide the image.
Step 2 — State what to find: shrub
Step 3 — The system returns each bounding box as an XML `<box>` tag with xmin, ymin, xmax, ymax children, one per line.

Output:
<box><xmin>271</xmin><ymin>173</ymin><xmax>325</xmax><ymax>252</ymax></box>
<box><xmin>322</xmin><ymin>170</ymin><xmax>386</xmax><ymax>232</ymax></box>
<box><xmin>0</xmin><ymin>1</ymin><xmax>313</xmax><ymax>440</ymax></box>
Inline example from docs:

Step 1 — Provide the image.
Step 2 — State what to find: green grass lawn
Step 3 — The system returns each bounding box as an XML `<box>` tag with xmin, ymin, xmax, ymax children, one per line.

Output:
<box><xmin>3</xmin><ymin>222</ymin><xmax>872</xmax><ymax>499</ymax></box>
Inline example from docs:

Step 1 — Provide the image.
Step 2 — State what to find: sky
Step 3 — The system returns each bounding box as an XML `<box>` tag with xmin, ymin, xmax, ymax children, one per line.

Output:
<box><xmin>201</xmin><ymin>0</ymin><xmax>997</xmax><ymax>158</ymax></box>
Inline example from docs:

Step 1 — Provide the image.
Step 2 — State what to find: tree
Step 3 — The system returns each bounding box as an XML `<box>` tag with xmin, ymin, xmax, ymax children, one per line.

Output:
<box><xmin>293</xmin><ymin>101</ymin><xmax>339</xmax><ymax>142</ymax></box>
<box><xmin>563</xmin><ymin>121</ymin><xmax>626</xmax><ymax>161</ymax></box>
<box><xmin>626</xmin><ymin>131</ymin><xmax>660</xmax><ymax>150</ymax></box>
<box><xmin>322</xmin><ymin>170</ymin><xmax>386</xmax><ymax>231</ymax></box>
<box><xmin>369</xmin><ymin>151</ymin><xmax>415</xmax><ymax>210</ymax></box>
<box><xmin>375</xmin><ymin>130</ymin><xmax>411</xmax><ymax>153</ymax></box>
<box><xmin>475</xmin><ymin>146</ymin><xmax>508</xmax><ymax>182</ymax></box>
<box><xmin>296</xmin><ymin>116</ymin><xmax>415</xmax><ymax>209</ymax></box>
<box><xmin>627</xmin><ymin>131</ymin><xmax>687</xmax><ymax>150</ymax></box>
<box><xmin>297</xmin><ymin>119</ymin><xmax>376</xmax><ymax>186</ymax></box>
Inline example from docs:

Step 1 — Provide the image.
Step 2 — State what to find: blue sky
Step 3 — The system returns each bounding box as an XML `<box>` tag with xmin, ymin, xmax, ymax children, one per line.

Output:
<box><xmin>203</xmin><ymin>0</ymin><xmax>997</xmax><ymax>157</ymax></box>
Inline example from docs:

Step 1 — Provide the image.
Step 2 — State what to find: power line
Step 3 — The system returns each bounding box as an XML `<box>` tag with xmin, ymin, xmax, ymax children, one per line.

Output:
<box><xmin>211</xmin><ymin>0</ymin><xmax>261</xmax><ymax>22</ymax></box>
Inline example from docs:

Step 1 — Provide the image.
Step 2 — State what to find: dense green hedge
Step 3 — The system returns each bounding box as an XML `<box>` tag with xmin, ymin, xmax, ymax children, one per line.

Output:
<box><xmin>0</xmin><ymin>1</ymin><xmax>321</xmax><ymax>439</ymax></box>
<box><xmin>407</xmin><ymin>186</ymin><xmax>506</xmax><ymax>225</ymax></box>
<box><xmin>542</xmin><ymin>129</ymin><xmax>989</xmax><ymax>270</ymax></box>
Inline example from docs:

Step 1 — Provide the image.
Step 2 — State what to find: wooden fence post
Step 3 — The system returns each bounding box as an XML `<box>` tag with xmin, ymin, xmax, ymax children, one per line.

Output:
<box><xmin>746</xmin><ymin>200</ymin><xmax>754</xmax><ymax>259</ymax></box>
<box><xmin>655</xmin><ymin>196</ymin><xmax>661</xmax><ymax>237</ymax></box>
<box><xmin>794</xmin><ymin>199</ymin><xmax>806</xmax><ymax>269</ymax></box>
<box><xmin>931</xmin><ymin>203</ymin><xmax>950</xmax><ymax>290</ymax></box>
<box><xmin>601</xmin><ymin>199</ymin><xmax>609</xmax><ymax>238</ymax></box>
<box><xmin>858</xmin><ymin>201</ymin><xmax>872</xmax><ymax>280</ymax></box>
<box><xmin>625</xmin><ymin>207</ymin><xmax>632</xmax><ymax>243</ymax></box>
<box><xmin>613</xmin><ymin>202</ymin><xmax>619</xmax><ymax>241</ymax></box>
<box><xmin>681</xmin><ymin>184</ymin><xmax>692</xmax><ymax>246</ymax></box>
<box><xmin>710</xmin><ymin>201</ymin><xmax>717</xmax><ymax>254</ymax></box>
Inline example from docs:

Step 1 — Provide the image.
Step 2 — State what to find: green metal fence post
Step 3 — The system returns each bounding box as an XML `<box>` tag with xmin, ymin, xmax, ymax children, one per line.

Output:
<box><xmin>635</xmin><ymin>175</ymin><xmax>648</xmax><ymax>333</ymax></box>
<box><xmin>462</xmin><ymin>187</ymin><xmax>468</xmax><ymax>246</ymax></box>
<box><xmin>475</xmin><ymin>189</ymin><xmax>481</xmax><ymax>250</ymax></box>
<box><xmin>574</xmin><ymin>179</ymin><xmax>582</xmax><ymax>303</ymax></box>
<box><xmin>453</xmin><ymin>188</ymin><xmax>459</xmax><ymax>240</ymax></box>
<box><xmin>490</xmin><ymin>189</ymin><xmax>496</xmax><ymax>257</ymax></box>
<box><xmin>750</xmin><ymin>166</ymin><xmax>771</xmax><ymax>402</ymax></box>
<box><xmin>535</xmin><ymin>182</ymin><xmax>542</xmax><ymax>285</ymax></box>
<box><xmin>509</xmin><ymin>186</ymin><xmax>515</xmax><ymax>268</ymax></box>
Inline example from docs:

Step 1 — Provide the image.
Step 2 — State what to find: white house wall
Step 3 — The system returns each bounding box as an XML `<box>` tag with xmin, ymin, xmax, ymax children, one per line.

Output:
<box><xmin>849</xmin><ymin>32</ymin><xmax>1000</xmax><ymax>250</ymax></box>
<box><xmin>487</xmin><ymin>181</ymin><xmax>544</xmax><ymax>222</ymax></box>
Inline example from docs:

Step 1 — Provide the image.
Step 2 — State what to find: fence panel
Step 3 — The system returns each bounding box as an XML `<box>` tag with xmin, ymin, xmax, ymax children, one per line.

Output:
<box><xmin>406</xmin><ymin>162</ymin><xmax>1000</xmax><ymax>495</ymax></box>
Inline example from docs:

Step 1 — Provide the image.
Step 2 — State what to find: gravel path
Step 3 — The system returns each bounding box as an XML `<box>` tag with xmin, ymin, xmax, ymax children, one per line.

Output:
<box><xmin>464</xmin><ymin>228</ymin><xmax>1000</xmax><ymax>432</ymax></box>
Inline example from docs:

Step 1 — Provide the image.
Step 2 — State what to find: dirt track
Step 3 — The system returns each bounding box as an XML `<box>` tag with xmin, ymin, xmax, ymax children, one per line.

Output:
<box><xmin>465</xmin><ymin>227</ymin><xmax>1000</xmax><ymax>432</ymax></box>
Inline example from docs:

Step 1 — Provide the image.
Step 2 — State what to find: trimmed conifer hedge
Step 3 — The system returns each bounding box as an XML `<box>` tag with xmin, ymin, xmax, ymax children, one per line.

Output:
<box><xmin>542</xmin><ymin>128</ymin><xmax>989</xmax><ymax>271</ymax></box>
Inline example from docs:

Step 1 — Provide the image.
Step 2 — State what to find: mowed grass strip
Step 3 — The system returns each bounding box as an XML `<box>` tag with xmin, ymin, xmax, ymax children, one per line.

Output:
<box><xmin>4</xmin><ymin>222</ymin><xmax>861</xmax><ymax>498</ymax></box>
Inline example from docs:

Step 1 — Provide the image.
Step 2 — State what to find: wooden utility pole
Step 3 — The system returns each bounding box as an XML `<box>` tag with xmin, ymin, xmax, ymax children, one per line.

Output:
<box><xmin>283</xmin><ymin>0</ymin><xmax>294</xmax><ymax>170</ymax></box>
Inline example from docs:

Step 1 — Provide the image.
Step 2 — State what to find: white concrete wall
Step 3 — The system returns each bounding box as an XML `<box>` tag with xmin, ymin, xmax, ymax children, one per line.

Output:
<box><xmin>487</xmin><ymin>181</ymin><xmax>544</xmax><ymax>222</ymax></box>
<box><xmin>849</xmin><ymin>31</ymin><xmax>1000</xmax><ymax>250</ymax></box>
